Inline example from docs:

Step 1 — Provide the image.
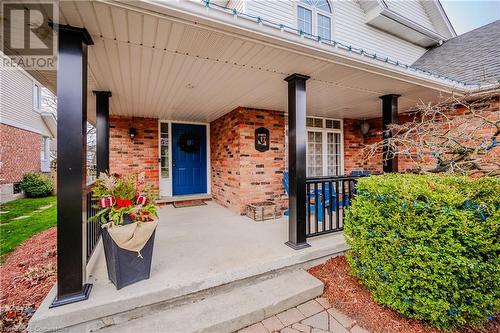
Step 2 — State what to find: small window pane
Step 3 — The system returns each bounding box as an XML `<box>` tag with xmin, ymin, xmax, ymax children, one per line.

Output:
<box><xmin>160</xmin><ymin>123</ymin><xmax>169</xmax><ymax>178</ymax></box>
<box><xmin>317</xmin><ymin>14</ymin><xmax>331</xmax><ymax>40</ymax></box>
<box><xmin>297</xmin><ymin>6</ymin><xmax>312</xmax><ymax>35</ymax></box>
<box><xmin>325</xmin><ymin>119</ymin><xmax>341</xmax><ymax>129</ymax></box>
<box><xmin>300</xmin><ymin>0</ymin><xmax>331</xmax><ymax>13</ymax></box>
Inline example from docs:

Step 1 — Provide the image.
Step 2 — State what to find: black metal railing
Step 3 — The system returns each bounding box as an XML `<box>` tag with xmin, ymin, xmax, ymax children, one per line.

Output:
<box><xmin>305</xmin><ymin>175</ymin><xmax>364</xmax><ymax>238</ymax></box>
<box><xmin>85</xmin><ymin>183</ymin><xmax>101</xmax><ymax>262</ymax></box>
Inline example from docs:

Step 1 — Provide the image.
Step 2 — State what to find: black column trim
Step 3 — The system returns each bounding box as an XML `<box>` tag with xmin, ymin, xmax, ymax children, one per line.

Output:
<box><xmin>380</xmin><ymin>94</ymin><xmax>400</xmax><ymax>173</ymax></box>
<box><xmin>94</xmin><ymin>91</ymin><xmax>112</xmax><ymax>177</ymax></box>
<box><xmin>52</xmin><ymin>26</ymin><xmax>93</xmax><ymax>308</ymax></box>
<box><xmin>284</xmin><ymin>73</ymin><xmax>310</xmax><ymax>250</ymax></box>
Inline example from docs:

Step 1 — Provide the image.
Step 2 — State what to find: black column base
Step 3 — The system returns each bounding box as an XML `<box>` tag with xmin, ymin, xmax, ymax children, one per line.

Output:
<box><xmin>285</xmin><ymin>241</ymin><xmax>311</xmax><ymax>250</ymax></box>
<box><xmin>49</xmin><ymin>283</ymin><xmax>92</xmax><ymax>308</ymax></box>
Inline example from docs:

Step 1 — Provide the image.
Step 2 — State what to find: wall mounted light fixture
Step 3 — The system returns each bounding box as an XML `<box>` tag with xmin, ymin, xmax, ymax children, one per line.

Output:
<box><xmin>128</xmin><ymin>127</ymin><xmax>137</xmax><ymax>140</ymax></box>
<box><xmin>360</xmin><ymin>119</ymin><xmax>370</xmax><ymax>136</ymax></box>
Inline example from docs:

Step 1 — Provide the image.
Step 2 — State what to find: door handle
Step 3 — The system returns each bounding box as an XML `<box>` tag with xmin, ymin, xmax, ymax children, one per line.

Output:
<box><xmin>172</xmin><ymin>160</ymin><xmax>176</xmax><ymax>167</ymax></box>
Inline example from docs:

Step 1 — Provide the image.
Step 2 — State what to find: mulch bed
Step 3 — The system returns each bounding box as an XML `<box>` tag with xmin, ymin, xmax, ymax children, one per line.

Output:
<box><xmin>308</xmin><ymin>256</ymin><xmax>499</xmax><ymax>333</ymax></box>
<box><xmin>0</xmin><ymin>227</ymin><xmax>57</xmax><ymax>332</ymax></box>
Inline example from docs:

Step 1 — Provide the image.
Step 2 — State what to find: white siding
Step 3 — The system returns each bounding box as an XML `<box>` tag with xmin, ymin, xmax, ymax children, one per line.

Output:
<box><xmin>246</xmin><ymin>0</ymin><xmax>296</xmax><ymax>28</ymax></box>
<box><xmin>227</xmin><ymin>0</ymin><xmax>245</xmax><ymax>13</ymax></box>
<box><xmin>244</xmin><ymin>0</ymin><xmax>427</xmax><ymax>64</ymax></box>
<box><xmin>334</xmin><ymin>1</ymin><xmax>427</xmax><ymax>64</ymax></box>
<box><xmin>386</xmin><ymin>0</ymin><xmax>435</xmax><ymax>32</ymax></box>
<box><xmin>0</xmin><ymin>57</ymin><xmax>52</xmax><ymax>136</ymax></box>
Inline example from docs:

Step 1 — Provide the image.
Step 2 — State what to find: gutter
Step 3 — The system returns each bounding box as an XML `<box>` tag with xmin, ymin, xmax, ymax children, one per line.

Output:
<box><xmin>41</xmin><ymin>112</ymin><xmax>57</xmax><ymax>138</ymax></box>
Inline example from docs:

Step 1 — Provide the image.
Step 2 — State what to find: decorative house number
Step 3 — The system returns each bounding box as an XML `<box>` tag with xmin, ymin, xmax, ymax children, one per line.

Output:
<box><xmin>255</xmin><ymin>127</ymin><xmax>270</xmax><ymax>152</ymax></box>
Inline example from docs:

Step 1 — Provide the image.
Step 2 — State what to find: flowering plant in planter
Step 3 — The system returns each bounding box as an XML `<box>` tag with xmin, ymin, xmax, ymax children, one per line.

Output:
<box><xmin>92</xmin><ymin>172</ymin><xmax>157</xmax><ymax>225</ymax></box>
<box><xmin>91</xmin><ymin>172</ymin><xmax>159</xmax><ymax>290</ymax></box>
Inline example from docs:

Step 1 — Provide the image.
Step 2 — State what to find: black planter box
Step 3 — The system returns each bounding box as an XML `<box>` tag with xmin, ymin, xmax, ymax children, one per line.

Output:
<box><xmin>101</xmin><ymin>226</ymin><xmax>156</xmax><ymax>290</ymax></box>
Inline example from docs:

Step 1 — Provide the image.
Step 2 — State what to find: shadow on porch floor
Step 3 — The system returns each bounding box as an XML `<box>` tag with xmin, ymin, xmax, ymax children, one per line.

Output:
<box><xmin>29</xmin><ymin>202</ymin><xmax>348</xmax><ymax>331</ymax></box>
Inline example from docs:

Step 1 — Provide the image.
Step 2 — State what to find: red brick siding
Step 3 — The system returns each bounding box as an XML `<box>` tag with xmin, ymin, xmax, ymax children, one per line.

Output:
<box><xmin>0</xmin><ymin>124</ymin><xmax>41</xmax><ymax>184</ymax></box>
<box><xmin>109</xmin><ymin>116</ymin><xmax>159</xmax><ymax>194</ymax></box>
<box><xmin>210</xmin><ymin>108</ymin><xmax>286</xmax><ymax>214</ymax></box>
<box><xmin>343</xmin><ymin>100</ymin><xmax>499</xmax><ymax>173</ymax></box>
<box><xmin>211</xmin><ymin>110</ymin><xmax>242</xmax><ymax>211</ymax></box>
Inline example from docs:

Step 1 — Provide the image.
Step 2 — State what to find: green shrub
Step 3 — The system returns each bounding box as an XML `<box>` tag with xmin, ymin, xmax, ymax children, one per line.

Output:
<box><xmin>19</xmin><ymin>173</ymin><xmax>53</xmax><ymax>198</ymax></box>
<box><xmin>344</xmin><ymin>174</ymin><xmax>499</xmax><ymax>330</ymax></box>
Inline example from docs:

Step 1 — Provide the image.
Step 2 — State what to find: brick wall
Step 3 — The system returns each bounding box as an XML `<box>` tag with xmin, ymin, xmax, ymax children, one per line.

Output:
<box><xmin>0</xmin><ymin>124</ymin><xmax>41</xmax><ymax>184</ymax></box>
<box><xmin>210</xmin><ymin>107</ymin><xmax>286</xmax><ymax>214</ymax></box>
<box><xmin>109</xmin><ymin>116</ymin><xmax>159</xmax><ymax>194</ymax></box>
<box><xmin>343</xmin><ymin>99</ymin><xmax>499</xmax><ymax>173</ymax></box>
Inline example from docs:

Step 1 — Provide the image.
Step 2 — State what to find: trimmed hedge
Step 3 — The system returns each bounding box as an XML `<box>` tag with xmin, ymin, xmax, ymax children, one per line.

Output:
<box><xmin>344</xmin><ymin>174</ymin><xmax>499</xmax><ymax>330</ymax></box>
<box><xmin>19</xmin><ymin>173</ymin><xmax>53</xmax><ymax>198</ymax></box>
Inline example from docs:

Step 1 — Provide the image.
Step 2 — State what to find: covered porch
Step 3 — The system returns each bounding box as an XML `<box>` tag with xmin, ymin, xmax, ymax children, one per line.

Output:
<box><xmin>21</xmin><ymin>0</ymin><xmax>470</xmax><ymax>330</ymax></box>
<box><xmin>30</xmin><ymin>201</ymin><xmax>347</xmax><ymax>331</ymax></box>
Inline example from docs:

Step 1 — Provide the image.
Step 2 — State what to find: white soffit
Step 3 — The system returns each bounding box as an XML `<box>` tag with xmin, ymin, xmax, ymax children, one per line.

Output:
<box><xmin>46</xmin><ymin>1</ymin><xmax>460</xmax><ymax>121</ymax></box>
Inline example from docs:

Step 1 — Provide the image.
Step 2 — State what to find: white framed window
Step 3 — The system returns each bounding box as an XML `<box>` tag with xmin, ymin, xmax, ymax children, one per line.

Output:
<box><xmin>33</xmin><ymin>83</ymin><xmax>41</xmax><ymax>111</ymax></box>
<box><xmin>297</xmin><ymin>0</ymin><xmax>333</xmax><ymax>39</ymax></box>
<box><xmin>285</xmin><ymin>116</ymin><xmax>344</xmax><ymax>177</ymax></box>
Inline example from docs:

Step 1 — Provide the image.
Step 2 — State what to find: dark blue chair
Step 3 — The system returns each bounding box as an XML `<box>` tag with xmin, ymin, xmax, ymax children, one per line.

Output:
<box><xmin>282</xmin><ymin>172</ymin><xmax>348</xmax><ymax>222</ymax></box>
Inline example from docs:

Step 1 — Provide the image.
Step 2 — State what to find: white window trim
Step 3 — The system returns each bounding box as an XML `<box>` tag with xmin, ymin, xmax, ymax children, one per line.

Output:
<box><xmin>305</xmin><ymin>117</ymin><xmax>344</xmax><ymax>177</ymax></box>
<box><xmin>295</xmin><ymin>1</ymin><xmax>334</xmax><ymax>40</ymax></box>
<box><xmin>33</xmin><ymin>83</ymin><xmax>41</xmax><ymax>112</ymax></box>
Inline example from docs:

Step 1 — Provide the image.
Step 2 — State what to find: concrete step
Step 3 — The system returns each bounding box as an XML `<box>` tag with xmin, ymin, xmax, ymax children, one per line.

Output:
<box><xmin>96</xmin><ymin>269</ymin><xmax>323</xmax><ymax>333</ymax></box>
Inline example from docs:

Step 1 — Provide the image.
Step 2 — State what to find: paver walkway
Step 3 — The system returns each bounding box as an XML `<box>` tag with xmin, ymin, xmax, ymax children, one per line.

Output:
<box><xmin>237</xmin><ymin>297</ymin><xmax>369</xmax><ymax>333</ymax></box>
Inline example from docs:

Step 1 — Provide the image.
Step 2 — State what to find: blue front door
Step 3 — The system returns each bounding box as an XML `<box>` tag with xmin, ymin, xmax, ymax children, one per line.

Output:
<box><xmin>172</xmin><ymin>123</ymin><xmax>207</xmax><ymax>196</ymax></box>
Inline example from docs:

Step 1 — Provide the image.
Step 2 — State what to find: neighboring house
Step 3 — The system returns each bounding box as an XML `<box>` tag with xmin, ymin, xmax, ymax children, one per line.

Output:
<box><xmin>8</xmin><ymin>0</ymin><xmax>496</xmax><ymax>331</ymax></box>
<box><xmin>0</xmin><ymin>52</ymin><xmax>57</xmax><ymax>202</ymax></box>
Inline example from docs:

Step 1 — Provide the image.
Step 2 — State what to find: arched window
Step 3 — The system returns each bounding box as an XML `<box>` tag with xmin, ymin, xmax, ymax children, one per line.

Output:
<box><xmin>297</xmin><ymin>0</ymin><xmax>332</xmax><ymax>40</ymax></box>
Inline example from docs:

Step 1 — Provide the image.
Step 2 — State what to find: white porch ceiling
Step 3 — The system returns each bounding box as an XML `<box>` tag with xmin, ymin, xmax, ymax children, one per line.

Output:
<box><xmin>41</xmin><ymin>1</ymin><xmax>457</xmax><ymax>122</ymax></box>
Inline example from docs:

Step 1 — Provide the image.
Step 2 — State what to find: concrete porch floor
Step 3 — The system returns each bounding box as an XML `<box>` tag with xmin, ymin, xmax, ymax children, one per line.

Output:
<box><xmin>29</xmin><ymin>202</ymin><xmax>348</xmax><ymax>332</ymax></box>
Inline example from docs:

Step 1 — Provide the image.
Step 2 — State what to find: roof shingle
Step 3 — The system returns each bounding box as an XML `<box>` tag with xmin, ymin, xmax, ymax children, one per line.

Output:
<box><xmin>413</xmin><ymin>20</ymin><xmax>500</xmax><ymax>86</ymax></box>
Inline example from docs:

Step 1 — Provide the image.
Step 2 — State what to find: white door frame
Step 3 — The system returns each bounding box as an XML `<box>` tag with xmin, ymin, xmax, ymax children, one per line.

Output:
<box><xmin>158</xmin><ymin>119</ymin><xmax>211</xmax><ymax>198</ymax></box>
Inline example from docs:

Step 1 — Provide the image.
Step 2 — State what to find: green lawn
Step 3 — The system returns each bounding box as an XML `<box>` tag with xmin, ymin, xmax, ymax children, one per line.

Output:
<box><xmin>0</xmin><ymin>196</ymin><xmax>56</xmax><ymax>258</ymax></box>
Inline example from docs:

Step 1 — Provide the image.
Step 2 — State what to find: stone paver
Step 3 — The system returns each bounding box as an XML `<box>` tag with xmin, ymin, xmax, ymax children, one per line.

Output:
<box><xmin>328</xmin><ymin>315</ymin><xmax>350</xmax><ymax>333</ymax></box>
<box><xmin>291</xmin><ymin>323</ymin><xmax>311</xmax><ymax>333</ymax></box>
<box><xmin>239</xmin><ymin>322</ymin><xmax>268</xmax><ymax>333</ymax></box>
<box><xmin>237</xmin><ymin>297</ymin><xmax>368</xmax><ymax>333</ymax></box>
<box><xmin>262</xmin><ymin>315</ymin><xmax>285</xmax><ymax>332</ymax></box>
<box><xmin>297</xmin><ymin>300</ymin><xmax>324</xmax><ymax>317</ymax></box>
<box><xmin>301</xmin><ymin>311</ymin><xmax>329</xmax><ymax>331</ymax></box>
<box><xmin>350</xmin><ymin>325</ymin><xmax>370</xmax><ymax>333</ymax></box>
<box><xmin>327</xmin><ymin>308</ymin><xmax>356</xmax><ymax>329</ymax></box>
<box><xmin>315</xmin><ymin>297</ymin><xmax>331</xmax><ymax>309</ymax></box>
<box><xmin>277</xmin><ymin>308</ymin><xmax>306</xmax><ymax>326</ymax></box>
<box><xmin>281</xmin><ymin>328</ymin><xmax>301</xmax><ymax>333</ymax></box>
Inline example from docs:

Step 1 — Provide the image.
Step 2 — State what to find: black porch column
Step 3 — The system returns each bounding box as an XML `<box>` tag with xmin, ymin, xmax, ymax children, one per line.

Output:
<box><xmin>94</xmin><ymin>91</ymin><xmax>112</xmax><ymax>176</ymax></box>
<box><xmin>380</xmin><ymin>94</ymin><xmax>400</xmax><ymax>173</ymax></box>
<box><xmin>51</xmin><ymin>25</ymin><xmax>94</xmax><ymax>308</ymax></box>
<box><xmin>285</xmin><ymin>73</ymin><xmax>310</xmax><ymax>250</ymax></box>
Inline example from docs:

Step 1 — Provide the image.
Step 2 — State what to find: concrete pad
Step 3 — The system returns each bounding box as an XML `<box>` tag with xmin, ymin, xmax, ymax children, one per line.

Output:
<box><xmin>281</xmin><ymin>328</ymin><xmax>302</xmax><ymax>333</ymax></box>
<box><xmin>97</xmin><ymin>270</ymin><xmax>323</xmax><ymax>333</ymax></box>
<box><xmin>29</xmin><ymin>202</ymin><xmax>346</xmax><ymax>332</ymax></box>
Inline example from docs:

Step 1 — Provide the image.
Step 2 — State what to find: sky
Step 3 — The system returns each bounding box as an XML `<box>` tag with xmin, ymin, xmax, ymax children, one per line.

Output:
<box><xmin>440</xmin><ymin>0</ymin><xmax>500</xmax><ymax>35</ymax></box>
